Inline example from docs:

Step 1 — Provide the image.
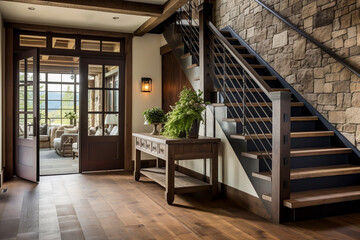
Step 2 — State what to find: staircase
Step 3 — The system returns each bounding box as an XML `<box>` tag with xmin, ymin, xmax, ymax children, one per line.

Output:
<box><xmin>163</xmin><ymin>0</ymin><xmax>360</xmax><ymax>223</ymax></box>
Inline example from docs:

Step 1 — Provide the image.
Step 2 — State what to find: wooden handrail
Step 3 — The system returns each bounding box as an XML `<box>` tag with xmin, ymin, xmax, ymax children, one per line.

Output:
<box><xmin>255</xmin><ymin>0</ymin><xmax>360</xmax><ymax>77</ymax></box>
<box><xmin>207</xmin><ymin>21</ymin><xmax>273</xmax><ymax>98</ymax></box>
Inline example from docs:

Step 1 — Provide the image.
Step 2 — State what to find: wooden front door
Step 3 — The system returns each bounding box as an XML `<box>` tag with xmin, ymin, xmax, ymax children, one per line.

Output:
<box><xmin>15</xmin><ymin>49</ymin><xmax>39</xmax><ymax>182</ymax></box>
<box><xmin>80</xmin><ymin>58</ymin><xmax>125</xmax><ymax>171</ymax></box>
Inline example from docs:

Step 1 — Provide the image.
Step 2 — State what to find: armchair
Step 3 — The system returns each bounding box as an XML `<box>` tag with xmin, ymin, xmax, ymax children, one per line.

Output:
<box><xmin>54</xmin><ymin>133</ymin><xmax>78</xmax><ymax>157</ymax></box>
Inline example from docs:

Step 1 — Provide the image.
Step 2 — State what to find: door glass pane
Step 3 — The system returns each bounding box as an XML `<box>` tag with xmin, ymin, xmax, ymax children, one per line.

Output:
<box><xmin>52</xmin><ymin>37</ymin><xmax>76</xmax><ymax>50</ymax></box>
<box><xmin>19</xmin><ymin>86</ymin><xmax>25</xmax><ymax>112</ymax></box>
<box><xmin>26</xmin><ymin>113</ymin><xmax>34</xmax><ymax>139</ymax></box>
<box><xmin>62</xmin><ymin>74</ymin><xmax>75</xmax><ymax>83</ymax></box>
<box><xmin>19</xmin><ymin>59</ymin><xmax>25</xmax><ymax>83</ymax></box>
<box><xmin>48</xmin><ymin>109</ymin><xmax>61</xmax><ymax>119</ymax></box>
<box><xmin>104</xmin><ymin>114</ymin><xmax>118</xmax><ymax>136</ymax></box>
<box><xmin>27</xmin><ymin>86</ymin><xmax>34</xmax><ymax>112</ymax></box>
<box><xmin>88</xmin><ymin>90</ymin><xmax>102</xmax><ymax>112</ymax></box>
<box><xmin>88</xmin><ymin>114</ymin><xmax>103</xmax><ymax>136</ymax></box>
<box><xmin>88</xmin><ymin>65</ymin><xmax>102</xmax><ymax>88</ymax></box>
<box><xmin>48</xmin><ymin>74</ymin><xmax>61</xmax><ymax>82</ymax></box>
<box><xmin>105</xmin><ymin>66</ymin><xmax>119</xmax><ymax>88</ymax></box>
<box><xmin>102</xmin><ymin>41</ymin><xmax>120</xmax><ymax>53</ymax></box>
<box><xmin>81</xmin><ymin>39</ymin><xmax>100</xmax><ymax>51</ymax></box>
<box><xmin>27</xmin><ymin>57</ymin><xmax>34</xmax><ymax>83</ymax></box>
<box><xmin>104</xmin><ymin>90</ymin><xmax>119</xmax><ymax>112</ymax></box>
<box><xmin>40</xmin><ymin>73</ymin><xmax>46</xmax><ymax>82</ymax></box>
<box><xmin>20</xmin><ymin>35</ymin><xmax>46</xmax><ymax>48</ymax></box>
<box><xmin>19</xmin><ymin>114</ymin><xmax>24</xmax><ymax>138</ymax></box>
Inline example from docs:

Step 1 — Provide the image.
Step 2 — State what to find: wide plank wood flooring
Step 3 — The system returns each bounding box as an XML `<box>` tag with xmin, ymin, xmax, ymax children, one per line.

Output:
<box><xmin>1</xmin><ymin>171</ymin><xmax>360</xmax><ymax>239</ymax></box>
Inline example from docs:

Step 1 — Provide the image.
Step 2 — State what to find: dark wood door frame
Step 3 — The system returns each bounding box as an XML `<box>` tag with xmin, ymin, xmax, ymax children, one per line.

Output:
<box><xmin>4</xmin><ymin>23</ymin><xmax>133</xmax><ymax>180</ymax></box>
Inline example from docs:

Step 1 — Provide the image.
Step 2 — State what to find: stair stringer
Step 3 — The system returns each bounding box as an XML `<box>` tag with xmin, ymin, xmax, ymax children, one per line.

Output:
<box><xmin>163</xmin><ymin>23</ymin><xmax>200</xmax><ymax>89</ymax></box>
<box><xmin>208</xmin><ymin>105</ymin><xmax>273</xmax><ymax>219</ymax></box>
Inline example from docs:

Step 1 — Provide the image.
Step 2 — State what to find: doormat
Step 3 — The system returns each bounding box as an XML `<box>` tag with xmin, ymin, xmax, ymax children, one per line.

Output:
<box><xmin>0</xmin><ymin>189</ymin><xmax>7</xmax><ymax>193</ymax></box>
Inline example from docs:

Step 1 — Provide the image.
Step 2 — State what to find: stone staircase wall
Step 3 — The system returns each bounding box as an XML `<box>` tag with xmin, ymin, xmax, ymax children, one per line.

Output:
<box><xmin>214</xmin><ymin>0</ymin><xmax>360</xmax><ymax>149</ymax></box>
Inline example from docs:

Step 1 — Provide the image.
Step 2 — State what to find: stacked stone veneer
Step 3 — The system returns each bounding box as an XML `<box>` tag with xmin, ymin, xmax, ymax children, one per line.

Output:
<box><xmin>215</xmin><ymin>0</ymin><xmax>360</xmax><ymax>149</ymax></box>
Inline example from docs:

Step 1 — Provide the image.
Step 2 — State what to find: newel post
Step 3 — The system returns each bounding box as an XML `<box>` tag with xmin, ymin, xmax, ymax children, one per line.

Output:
<box><xmin>198</xmin><ymin>1</ymin><xmax>213</xmax><ymax>102</ymax></box>
<box><xmin>270</xmin><ymin>91</ymin><xmax>291</xmax><ymax>224</ymax></box>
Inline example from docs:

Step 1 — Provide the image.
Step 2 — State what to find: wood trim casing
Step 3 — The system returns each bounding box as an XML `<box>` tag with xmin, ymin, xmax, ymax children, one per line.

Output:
<box><xmin>124</xmin><ymin>36</ymin><xmax>133</xmax><ymax>171</ymax></box>
<box><xmin>5</xmin><ymin>22</ymin><xmax>133</xmax><ymax>39</ymax></box>
<box><xmin>1</xmin><ymin>0</ymin><xmax>163</xmax><ymax>17</ymax></box>
<box><xmin>3</xmin><ymin>24</ymin><xmax>133</xmax><ymax>177</ymax></box>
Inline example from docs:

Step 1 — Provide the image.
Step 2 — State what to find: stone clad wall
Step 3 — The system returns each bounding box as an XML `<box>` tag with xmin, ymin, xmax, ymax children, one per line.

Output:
<box><xmin>214</xmin><ymin>0</ymin><xmax>360</xmax><ymax>149</ymax></box>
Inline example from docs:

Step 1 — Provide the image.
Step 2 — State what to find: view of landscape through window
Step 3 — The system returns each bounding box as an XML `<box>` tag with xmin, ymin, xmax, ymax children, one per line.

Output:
<box><xmin>40</xmin><ymin>73</ymin><xmax>79</xmax><ymax>125</ymax></box>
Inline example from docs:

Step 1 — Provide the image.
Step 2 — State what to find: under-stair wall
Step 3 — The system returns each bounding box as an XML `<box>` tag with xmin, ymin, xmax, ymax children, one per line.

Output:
<box><xmin>214</xmin><ymin>0</ymin><xmax>360</xmax><ymax>150</ymax></box>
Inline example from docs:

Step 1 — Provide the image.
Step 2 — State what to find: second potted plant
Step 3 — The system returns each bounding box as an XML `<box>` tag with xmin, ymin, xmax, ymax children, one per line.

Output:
<box><xmin>143</xmin><ymin>107</ymin><xmax>165</xmax><ymax>135</ymax></box>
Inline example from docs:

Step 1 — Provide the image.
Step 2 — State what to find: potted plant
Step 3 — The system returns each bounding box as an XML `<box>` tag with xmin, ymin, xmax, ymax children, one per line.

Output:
<box><xmin>143</xmin><ymin>107</ymin><xmax>165</xmax><ymax>135</ymax></box>
<box><xmin>163</xmin><ymin>87</ymin><xmax>208</xmax><ymax>139</ymax></box>
<box><xmin>64</xmin><ymin>111</ymin><xmax>78</xmax><ymax>126</ymax></box>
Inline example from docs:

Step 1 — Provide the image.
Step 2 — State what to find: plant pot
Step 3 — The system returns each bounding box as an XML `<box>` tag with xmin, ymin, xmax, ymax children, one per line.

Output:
<box><xmin>150</xmin><ymin>123</ymin><xmax>160</xmax><ymax>135</ymax></box>
<box><xmin>187</xmin><ymin>119</ymin><xmax>200</xmax><ymax>139</ymax></box>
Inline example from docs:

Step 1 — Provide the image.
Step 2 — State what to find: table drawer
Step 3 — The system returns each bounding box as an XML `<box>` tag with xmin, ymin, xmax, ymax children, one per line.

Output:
<box><xmin>151</xmin><ymin>142</ymin><xmax>158</xmax><ymax>153</ymax></box>
<box><xmin>146</xmin><ymin>140</ymin><xmax>151</xmax><ymax>150</ymax></box>
<box><xmin>135</xmin><ymin>137</ymin><xmax>141</xmax><ymax>147</ymax></box>
<box><xmin>159</xmin><ymin>144</ymin><xmax>166</xmax><ymax>156</ymax></box>
<box><xmin>140</xmin><ymin>139</ymin><xmax>146</xmax><ymax>148</ymax></box>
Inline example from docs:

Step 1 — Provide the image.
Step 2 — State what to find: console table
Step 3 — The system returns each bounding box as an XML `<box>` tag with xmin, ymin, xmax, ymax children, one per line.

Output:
<box><xmin>133</xmin><ymin>133</ymin><xmax>220</xmax><ymax>204</ymax></box>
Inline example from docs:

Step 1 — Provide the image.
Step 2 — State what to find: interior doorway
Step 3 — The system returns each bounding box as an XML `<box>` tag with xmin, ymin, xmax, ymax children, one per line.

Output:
<box><xmin>38</xmin><ymin>55</ymin><xmax>80</xmax><ymax>175</ymax></box>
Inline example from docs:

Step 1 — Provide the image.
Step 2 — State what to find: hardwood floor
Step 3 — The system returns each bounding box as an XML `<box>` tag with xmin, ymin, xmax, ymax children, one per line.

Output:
<box><xmin>1</xmin><ymin>171</ymin><xmax>360</xmax><ymax>240</ymax></box>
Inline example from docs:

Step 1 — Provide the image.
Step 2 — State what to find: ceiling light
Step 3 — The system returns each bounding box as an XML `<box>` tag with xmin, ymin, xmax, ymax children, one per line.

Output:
<box><xmin>28</xmin><ymin>7</ymin><xmax>35</xmax><ymax>10</ymax></box>
<box><xmin>113</xmin><ymin>17</ymin><xmax>119</xmax><ymax>20</ymax></box>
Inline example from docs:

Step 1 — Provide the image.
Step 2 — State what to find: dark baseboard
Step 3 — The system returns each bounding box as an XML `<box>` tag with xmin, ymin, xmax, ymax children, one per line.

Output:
<box><xmin>133</xmin><ymin>159</ymin><xmax>270</xmax><ymax>220</ymax></box>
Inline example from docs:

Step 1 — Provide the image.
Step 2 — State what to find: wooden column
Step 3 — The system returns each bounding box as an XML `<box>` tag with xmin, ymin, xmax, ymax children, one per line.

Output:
<box><xmin>270</xmin><ymin>91</ymin><xmax>291</xmax><ymax>224</ymax></box>
<box><xmin>198</xmin><ymin>2</ymin><xmax>213</xmax><ymax>102</ymax></box>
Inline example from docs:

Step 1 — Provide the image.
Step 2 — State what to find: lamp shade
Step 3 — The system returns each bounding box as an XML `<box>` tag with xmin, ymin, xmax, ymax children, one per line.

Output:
<box><xmin>141</xmin><ymin>77</ymin><xmax>152</xmax><ymax>92</ymax></box>
<box><xmin>104</xmin><ymin>114</ymin><xmax>118</xmax><ymax>125</ymax></box>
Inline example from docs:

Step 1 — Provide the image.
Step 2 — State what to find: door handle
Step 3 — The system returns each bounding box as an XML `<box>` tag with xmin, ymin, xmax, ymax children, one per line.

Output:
<box><xmin>33</xmin><ymin>117</ymin><xmax>37</xmax><ymax>137</ymax></box>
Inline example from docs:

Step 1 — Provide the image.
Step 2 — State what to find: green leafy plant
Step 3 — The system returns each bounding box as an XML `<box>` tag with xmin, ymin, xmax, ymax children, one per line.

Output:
<box><xmin>163</xmin><ymin>87</ymin><xmax>208</xmax><ymax>138</ymax></box>
<box><xmin>143</xmin><ymin>107</ymin><xmax>165</xmax><ymax>124</ymax></box>
<box><xmin>64</xmin><ymin>111</ymin><xmax>77</xmax><ymax>124</ymax></box>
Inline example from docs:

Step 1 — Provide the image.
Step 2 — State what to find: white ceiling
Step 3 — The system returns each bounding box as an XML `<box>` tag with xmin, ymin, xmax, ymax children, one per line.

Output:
<box><xmin>0</xmin><ymin>1</ymin><xmax>156</xmax><ymax>33</ymax></box>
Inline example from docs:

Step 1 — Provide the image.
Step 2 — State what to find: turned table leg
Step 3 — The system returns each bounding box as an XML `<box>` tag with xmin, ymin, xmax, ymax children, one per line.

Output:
<box><xmin>135</xmin><ymin>149</ymin><xmax>141</xmax><ymax>181</ymax></box>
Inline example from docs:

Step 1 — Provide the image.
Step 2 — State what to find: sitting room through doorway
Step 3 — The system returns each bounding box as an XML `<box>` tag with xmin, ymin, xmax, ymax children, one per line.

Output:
<box><xmin>38</xmin><ymin>54</ymin><xmax>80</xmax><ymax>175</ymax></box>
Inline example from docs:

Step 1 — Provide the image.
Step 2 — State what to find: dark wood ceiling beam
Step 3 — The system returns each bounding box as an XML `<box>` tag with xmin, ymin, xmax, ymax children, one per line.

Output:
<box><xmin>135</xmin><ymin>0</ymin><xmax>188</xmax><ymax>36</ymax></box>
<box><xmin>2</xmin><ymin>0</ymin><xmax>163</xmax><ymax>17</ymax></box>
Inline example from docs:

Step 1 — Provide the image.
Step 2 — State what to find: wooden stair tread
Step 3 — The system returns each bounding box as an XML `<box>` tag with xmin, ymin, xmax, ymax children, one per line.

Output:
<box><xmin>223</xmin><ymin>116</ymin><xmax>318</xmax><ymax>123</ymax></box>
<box><xmin>225</xmin><ymin>37</ymin><xmax>238</xmax><ymax>41</ymax></box>
<box><xmin>181</xmin><ymin>52</ymin><xmax>191</xmax><ymax>59</ymax></box>
<box><xmin>231</xmin><ymin>131</ymin><xmax>334</xmax><ymax>140</ymax></box>
<box><xmin>215</xmin><ymin>63</ymin><xmax>266</xmax><ymax>68</ymax></box>
<box><xmin>211</xmin><ymin>88</ymin><xmax>290</xmax><ymax>93</ymax></box>
<box><xmin>242</xmin><ymin>147</ymin><xmax>352</xmax><ymax>159</ymax></box>
<box><xmin>215</xmin><ymin>44</ymin><xmax>246</xmax><ymax>50</ymax></box>
<box><xmin>214</xmin><ymin>53</ymin><xmax>255</xmax><ymax>58</ymax></box>
<box><xmin>262</xmin><ymin>185</ymin><xmax>360</xmax><ymax>208</ymax></box>
<box><xmin>253</xmin><ymin>164</ymin><xmax>360</xmax><ymax>182</ymax></box>
<box><xmin>187</xmin><ymin>63</ymin><xmax>198</xmax><ymax>69</ymax></box>
<box><xmin>215</xmin><ymin>74</ymin><xmax>277</xmax><ymax>81</ymax></box>
<box><xmin>214</xmin><ymin>102</ymin><xmax>304</xmax><ymax>108</ymax></box>
<box><xmin>176</xmin><ymin>43</ymin><xmax>184</xmax><ymax>49</ymax></box>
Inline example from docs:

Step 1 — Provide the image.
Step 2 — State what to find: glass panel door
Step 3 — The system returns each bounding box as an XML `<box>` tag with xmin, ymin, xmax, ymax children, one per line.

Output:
<box><xmin>80</xmin><ymin>58</ymin><xmax>124</xmax><ymax>171</ymax></box>
<box><xmin>15</xmin><ymin>49</ymin><xmax>39</xmax><ymax>182</ymax></box>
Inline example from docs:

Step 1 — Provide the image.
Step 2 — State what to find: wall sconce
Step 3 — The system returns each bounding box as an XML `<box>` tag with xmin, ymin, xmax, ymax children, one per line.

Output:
<box><xmin>141</xmin><ymin>77</ymin><xmax>152</xmax><ymax>92</ymax></box>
